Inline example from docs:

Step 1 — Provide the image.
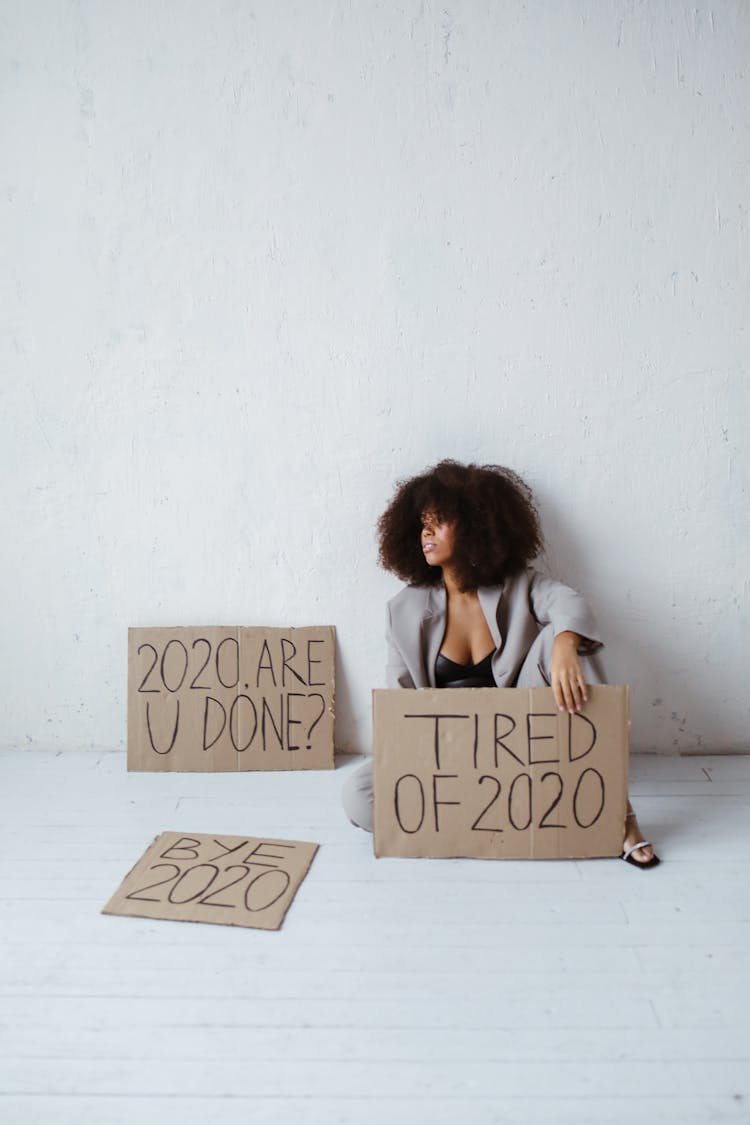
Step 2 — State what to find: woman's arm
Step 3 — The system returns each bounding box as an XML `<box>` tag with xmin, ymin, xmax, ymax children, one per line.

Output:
<box><xmin>528</xmin><ymin>573</ymin><xmax>603</xmax><ymax>653</ymax></box>
<box><xmin>385</xmin><ymin>604</ymin><xmax>417</xmax><ymax>689</ymax></box>
<box><xmin>529</xmin><ymin>574</ymin><xmax>603</xmax><ymax>713</ymax></box>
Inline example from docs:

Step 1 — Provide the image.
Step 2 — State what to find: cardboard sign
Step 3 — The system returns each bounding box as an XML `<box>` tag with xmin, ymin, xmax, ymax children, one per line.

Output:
<box><xmin>128</xmin><ymin>626</ymin><xmax>335</xmax><ymax>771</ymax></box>
<box><xmin>102</xmin><ymin>832</ymin><xmax>319</xmax><ymax>930</ymax></box>
<box><xmin>373</xmin><ymin>685</ymin><xmax>629</xmax><ymax>860</ymax></box>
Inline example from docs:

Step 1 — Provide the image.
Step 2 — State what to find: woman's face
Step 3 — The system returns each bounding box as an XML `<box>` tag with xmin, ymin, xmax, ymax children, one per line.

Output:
<box><xmin>420</xmin><ymin>511</ymin><xmax>456</xmax><ymax>568</ymax></box>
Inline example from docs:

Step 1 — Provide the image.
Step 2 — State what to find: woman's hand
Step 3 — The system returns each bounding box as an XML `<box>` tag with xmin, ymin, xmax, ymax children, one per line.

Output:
<box><xmin>550</xmin><ymin>631</ymin><xmax>588</xmax><ymax>713</ymax></box>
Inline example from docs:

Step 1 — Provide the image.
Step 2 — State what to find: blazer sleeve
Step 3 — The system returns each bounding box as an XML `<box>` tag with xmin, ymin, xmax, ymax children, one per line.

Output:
<box><xmin>528</xmin><ymin>572</ymin><xmax>603</xmax><ymax>653</ymax></box>
<box><xmin>385</xmin><ymin>603</ymin><xmax>417</xmax><ymax>688</ymax></box>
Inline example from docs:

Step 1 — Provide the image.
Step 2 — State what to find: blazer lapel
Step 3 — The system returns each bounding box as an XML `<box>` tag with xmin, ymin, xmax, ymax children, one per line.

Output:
<box><xmin>477</xmin><ymin>585</ymin><xmax>504</xmax><ymax>649</ymax></box>
<box><xmin>420</xmin><ymin>586</ymin><xmax>446</xmax><ymax>688</ymax></box>
<box><xmin>477</xmin><ymin>584</ymin><xmax>506</xmax><ymax>685</ymax></box>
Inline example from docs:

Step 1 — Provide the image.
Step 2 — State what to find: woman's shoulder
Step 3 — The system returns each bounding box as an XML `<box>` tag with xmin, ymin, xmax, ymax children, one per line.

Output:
<box><xmin>387</xmin><ymin>574</ymin><xmax>535</xmax><ymax>608</ymax></box>
<box><xmin>499</xmin><ymin>568</ymin><xmax>534</xmax><ymax>588</ymax></box>
<box><xmin>482</xmin><ymin>570</ymin><xmax>534</xmax><ymax>599</ymax></box>
<box><xmin>387</xmin><ymin>583</ymin><xmax>433</xmax><ymax>613</ymax></box>
<box><xmin>385</xmin><ymin>585</ymin><xmax>434</xmax><ymax>644</ymax></box>
<box><xmin>386</xmin><ymin>573</ymin><xmax>540</xmax><ymax>616</ymax></box>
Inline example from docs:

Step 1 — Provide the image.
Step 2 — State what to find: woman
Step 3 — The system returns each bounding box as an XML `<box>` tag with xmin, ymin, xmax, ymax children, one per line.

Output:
<box><xmin>343</xmin><ymin>459</ymin><xmax>659</xmax><ymax>868</ymax></box>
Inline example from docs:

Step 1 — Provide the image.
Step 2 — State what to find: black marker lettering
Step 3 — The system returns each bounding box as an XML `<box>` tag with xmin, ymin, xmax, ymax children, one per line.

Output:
<box><xmin>432</xmin><ymin>774</ymin><xmax>460</xmax><ymax>832</ymax></box>
<box><xmin>261</xmin><ymin>695</ymin><xmax>284</xmax><ymax>751</ymax></box>
<box><xmin>198</xmin><ymin>864</ymin><xmax>250</xmax><ymax>908</ymax></box>
<box><xmin>538</xmin><ymin>771</ymin><xmax>565</xmax><ymax>828</ymax></box>
<box><xmin>137</xmin><ymin>643</ymin><xmax>160</xmax><ymax>693</ymax></box>
<box><xmin>304</xmin><ymin>693</ymin><xmax>326</xmax><ymax>748</ymax></box>
<box><xmin>281</xmin><ymin>638</ymin><xmax>307</xmax><ymax>686</ymax></box>
<box><xmin>125</xmin><ymin>863</ymin><xmax>180</xmax><ymax>901</ymax></box>
<box><xmin>470</xmin><ymin>775</ymin><xmax>504</xmax><ymax>832</ymax></box>
<box><xmin>394</xmin><ymin>774</ymin><xmax>426</xmax><ymax>834</ymax></box>
<box><xmin>160</xmin><ymin>639</ymin><xmax>188</xmax><ymax>693</ymax></box>
<box><xmin>216</xmin><ymin>635</ymin><xmax>240</xmax><ymax>689</ymax></box>
<box><xmin>242</xmin><ymin>841</ymin><xmax>297</xmax><ymax>866</ymax></box>
<box><xmin>229</xmin><ymin>694</ymin><xmax>258</xmax><ymax>752</ymax></box>
<box><xmin>207</xmin><ymin>838</ymin><xmax>250</xmax><ymax>862</ymax></box>
<box><xmin>146</xmin><ymin>698</ymin><xmax>179</xmax><ymax>755</ymax></box>
<box><xmin>286</xmin><ymin>692</ymin><xmax>304</xmax><ymax>751</ymax></box>
<box><xmin>494</xmin><ymin>713</ymin><xmax>521</xmax><ymax>766</ymax></box>
<box><xmin>202</xmin><ymin>696</ymin><xmax>226</xmax><ymax>751</ymax></box>
<box><xmin>255</xmin><ymin>640</ymin><xmax>277</xmax><ymax>687</ymax></box>
<box><xmin>167</xmin><ymin>863</ymin><xmax>220</xmax><ymax>904</ymax></box>
<box><xmin>572</xmin><ymin>767</ymin><xmax>606</xmax><ymax>828</ymax></box>
<box><xmin>244</xmin><ymin>869</ymin><xmax>291</xmax><ymax>912</ymax></box>
<box><xmin>404</xmin><ymin>713</ymin><xmax>470</xmax><ymax>769</ymax></box>
<box><xmin>160</xmin><ymin>836</ymin><xmax>202</xmax><ymax>860</ymax></box>
<box><xmin>508</xmin><ymin>772</ymin><xmax>533</xmax><ymax>831</ymax></box>
<box><xmin>189</xmin><ymin>638</ymin><xmax>212</xmax><ymax>689</ymax></box>
<box><xmin>307</xmin><ymin>638</ymin><xmax>326</xmax><ymax>686</ymax></box>
<box><xmin>527</xmin><ymin>712</ymin><xmax>559</xmax><ymax>765</ymax></box>
<box><xmin>568</xmin><ymin>710</ymin><xmax>597</xmax><ymax>761</ymax></box>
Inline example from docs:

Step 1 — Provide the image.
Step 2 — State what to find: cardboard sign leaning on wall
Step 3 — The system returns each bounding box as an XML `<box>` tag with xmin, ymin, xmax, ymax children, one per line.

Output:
<box><xmin>128</xmin><ymin>626</ymin><xmax>335</xmax><ymax>772</ymax></box>
<box><xmin>373</xmin><ymin>685</ymin><xmax>629</xmax><ymax>860</ymax></box>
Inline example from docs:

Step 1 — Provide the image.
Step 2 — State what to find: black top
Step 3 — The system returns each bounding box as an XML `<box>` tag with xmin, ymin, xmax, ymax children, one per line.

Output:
<box><xmin>435</xmin><ymin>650</ymin><xmax>496</xmax><ymax>689</ymax></box>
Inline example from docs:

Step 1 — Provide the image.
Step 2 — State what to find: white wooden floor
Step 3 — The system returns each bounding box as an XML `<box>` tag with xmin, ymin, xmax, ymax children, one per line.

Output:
<box><xmin>1</xmin><ymin>750</ymin><xmax>749</xmax><ymax>1125</ymax></box>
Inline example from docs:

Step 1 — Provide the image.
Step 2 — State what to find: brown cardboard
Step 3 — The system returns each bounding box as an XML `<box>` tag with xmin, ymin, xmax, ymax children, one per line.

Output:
<box><xmin>102</xmin><ymin>832</ymin><xmax>319</xmax><ymax>930</ymax></box>
<box><xmin>373</xmin><ymin>685</ymin><xmax>629</xmax><ymax>859</ymax></box>
<box><xmin>128</xmin><ymin>626</ymin><xmax>335</xmax><ymax>771</ymax></box>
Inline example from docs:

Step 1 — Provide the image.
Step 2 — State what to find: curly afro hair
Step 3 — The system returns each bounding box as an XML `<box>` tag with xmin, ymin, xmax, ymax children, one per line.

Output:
<box><xmin>377</xmin><ymin>460</ymin><xmax>543</xmax><ymax>592</ymax></box>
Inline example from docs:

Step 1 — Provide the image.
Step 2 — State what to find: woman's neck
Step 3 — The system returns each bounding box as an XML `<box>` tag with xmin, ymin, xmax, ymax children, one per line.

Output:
<box><xmin>441</xmin><ymin>567</ymin><xmax>477</xmax><ymax>601</ymax></box>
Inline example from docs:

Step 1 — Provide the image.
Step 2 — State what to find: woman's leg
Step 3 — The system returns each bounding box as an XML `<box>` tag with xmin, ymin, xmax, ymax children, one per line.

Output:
<box><xmin>342</xmin><ymin>759</ymin><xmax>374</xmax><ymax>833</ymax></box>
<box><xmin>516</xmin><ymin>626</ymin><xmax>657</xmax><ymax>865</ymax></box>
<box><xmin>622</xmin><ymin>805</ymin><xmax>657</xmax><ymax>865</ymax></box>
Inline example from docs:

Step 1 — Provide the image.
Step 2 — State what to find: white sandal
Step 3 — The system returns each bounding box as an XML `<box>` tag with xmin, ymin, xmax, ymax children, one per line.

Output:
<box><xmin>622</xmin><ymin>811</ymin><xmax>660</xmax><ymax>868</ymax></box>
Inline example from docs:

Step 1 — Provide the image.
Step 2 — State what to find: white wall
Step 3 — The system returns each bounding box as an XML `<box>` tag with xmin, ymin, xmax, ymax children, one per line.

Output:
<box><xmin>2</xmin><ymin>0</ymin><xmax>748</xmax><ymax>755</ymax></box>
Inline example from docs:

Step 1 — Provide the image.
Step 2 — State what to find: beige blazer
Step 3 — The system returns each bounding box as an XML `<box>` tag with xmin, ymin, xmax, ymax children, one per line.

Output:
<box><xmin>385</xmin><ymin>570</ymin><xmax>603</xmax><ymax>689</ymax></box>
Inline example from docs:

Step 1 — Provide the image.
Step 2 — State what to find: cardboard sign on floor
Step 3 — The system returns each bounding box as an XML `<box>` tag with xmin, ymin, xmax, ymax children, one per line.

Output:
<box><xmin>102</xmin><ymin>832</ymin><xmax>319</xmax><ymax>930</ymax></box>
<box><xmin>128</xmin><ymin>626</ymin><xmax>335</xmax><ymax>771</ymax></box>
<box><xmin>373</xmin><ymin>685</ymin><xmax>629</xmax><ymax>860</ymax></box>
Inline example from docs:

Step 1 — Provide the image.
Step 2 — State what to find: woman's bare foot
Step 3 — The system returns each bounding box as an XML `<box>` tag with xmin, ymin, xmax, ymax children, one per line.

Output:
<box><xmin>624</xmin><ymin>805</ymin><xmax>656</xmax><ymax>864</ymax></box>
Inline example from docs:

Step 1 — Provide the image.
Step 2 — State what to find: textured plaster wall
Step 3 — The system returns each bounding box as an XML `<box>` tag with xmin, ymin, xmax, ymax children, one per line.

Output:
<box><xmin>2</xmin><ymin>1</ymin><xmax>748</xmax><ymax>754</ymax></box>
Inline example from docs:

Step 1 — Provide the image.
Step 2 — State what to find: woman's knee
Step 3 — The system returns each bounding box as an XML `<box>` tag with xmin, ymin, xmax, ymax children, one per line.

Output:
<box><xmin>341</xmin><ymin>761</ymin><xmax>374</xmax><ymax>833</ymax></box>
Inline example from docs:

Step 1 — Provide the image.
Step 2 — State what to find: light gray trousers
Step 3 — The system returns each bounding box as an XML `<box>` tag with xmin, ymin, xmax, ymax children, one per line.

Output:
<box><xmin>341</xmin><ymin>624</ymin><xmax>606</xmax><ymax>832</ymax></box>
